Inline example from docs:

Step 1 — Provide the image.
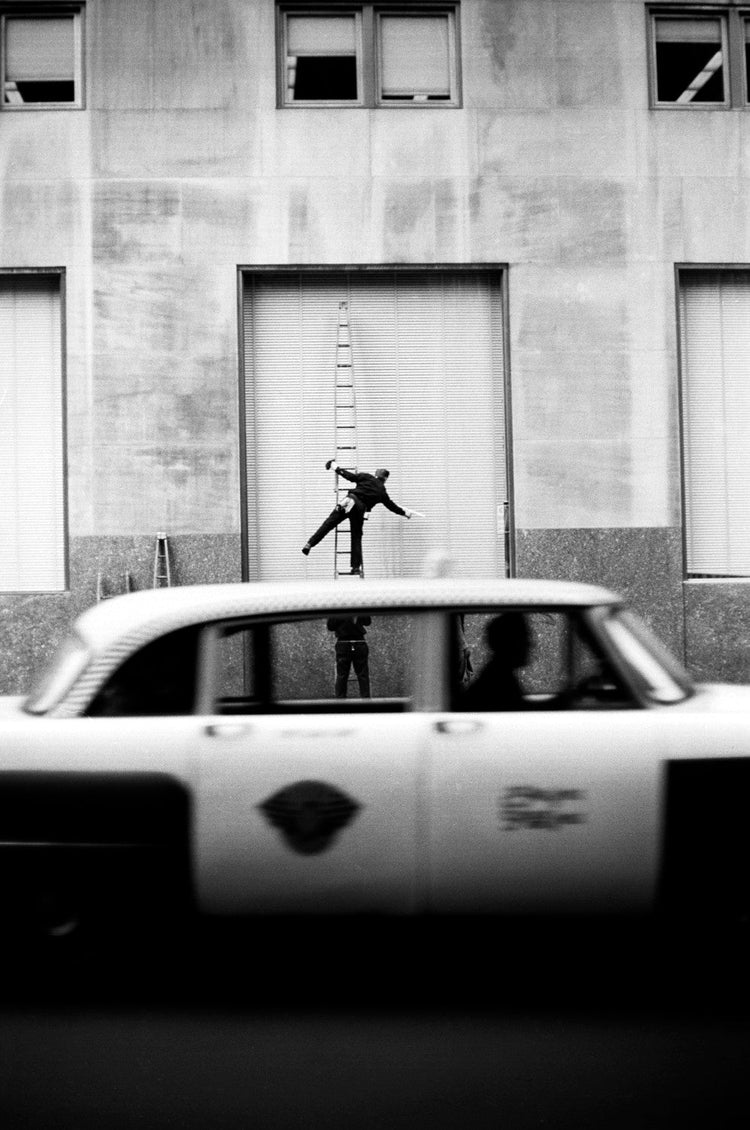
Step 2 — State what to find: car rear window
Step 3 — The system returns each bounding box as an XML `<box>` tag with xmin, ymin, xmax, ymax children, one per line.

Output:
<box><xmin>24</xmin><ymin>632</ymin><xmax>90</xmax><ymax>715</ymax></box>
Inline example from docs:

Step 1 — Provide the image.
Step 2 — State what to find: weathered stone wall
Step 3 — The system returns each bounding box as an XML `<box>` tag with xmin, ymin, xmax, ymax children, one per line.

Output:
<box><xmin>3</xmin><ymin>0</ymin><xmax>750</xmax><ymax>689</ymax></box>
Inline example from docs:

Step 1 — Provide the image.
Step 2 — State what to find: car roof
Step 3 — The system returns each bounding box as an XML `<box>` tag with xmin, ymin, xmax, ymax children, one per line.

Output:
<box><xmin>74</xmin><ymin>577</ymin><xmax>622</xmax><ymax>653</ymax></box>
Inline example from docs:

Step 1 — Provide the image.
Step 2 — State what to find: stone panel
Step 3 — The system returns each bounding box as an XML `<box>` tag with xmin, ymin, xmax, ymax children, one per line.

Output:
<box><xmin>684</xmin><ymin>580</ymin><xmax>750</xmax><ymax>685</ymax></box>
<box><xmin>639</xmin><ymin>112</ymin><xmax>741</xmax><ymax>180</ymax></box>
<box><xmin>514</xmin><ymin>526</ymin><xmax>685</xmax><ymax>659</ymax></box>
<box><xmin>0</xmin><ymin>534</ymin><xmax>242</xmax><ymax>696</ymax></box>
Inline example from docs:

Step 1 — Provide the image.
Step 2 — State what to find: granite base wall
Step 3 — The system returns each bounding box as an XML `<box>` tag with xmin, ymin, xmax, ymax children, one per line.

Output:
<box><xmin>514</xmin><ymin>527</ymin><xmax>685</xmax><ymax>661</ymax></box>
<box><xmin>0</xmin><ymin>534</ymin><xmax>242</xmax><ymax>695</ymax></box>
<box><xmin>6</xmin><ymin>527</ymin><xmax>750</xmax><ymax>696</ymax></box>
<box><xmin>683</xmin><ymin>580</ymin><xmax>750</xmax><ymax>685</ymax></box>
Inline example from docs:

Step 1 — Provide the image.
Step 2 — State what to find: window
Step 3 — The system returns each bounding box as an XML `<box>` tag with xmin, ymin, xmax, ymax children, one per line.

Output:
<box><xmin>241</xmin><ymin>270</ymin><xmax>508</xmax><ymax>582</ymax></box>
<box><xmin>1</xmin><ymin>6</ymin><xmax>83</xmax><ymax>109</ymax></box>
<box><xmin>648</xmin><ymin>6</ymin><xmax>750</xmax><ymax>109</ymax></box>
<box><xmin>278</xmin><ymin>3</ymin><xmax>460</xmax><ymax>107</ymax></box>
<box><xmin>89</xmin><ymin>628</ymin><xmax>201</xmax><ymax>717</ymax></box>
<box><xmin>678</xmin><ymin>269</ymin><xmax>750</xmax><ymax>576</ymax></box>
<box><xmin>455</xmin><ymin>612</ymin><xmax>633</xmax><ymax>712</ymax></box>
<box><xmin>204</xmin><ymin>614</ymin><xmax>415</xmax><ymax>713</ymax></box>
<box><xmin>377</xmin><ymin>11</ymin><xmax>455</xmax><ymax>102</ymax></box>
<box><xmin>0</xmin><ymin>273</ymin><xmax>66</xmax><ymax>593</ymax></box>
<box><xmin>652</xmin><ymin>14</ymin><xmax>726</xmax><ymax>104</ymax></box>
<box><xmin>285</xmin><ymin>12</ymin><xmax>360</xmax><ymax>102</ymax></box>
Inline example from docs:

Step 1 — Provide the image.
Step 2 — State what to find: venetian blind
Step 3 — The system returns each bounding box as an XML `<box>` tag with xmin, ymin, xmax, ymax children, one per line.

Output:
<box><xmin>679</xmin><ymin>270</ymin><xmax>750</xmax><ymax>575</ymax></box>
<box><xmin>5</xmin><ymin>17</ymin><xmax>75</xmax><ymax>80</ymax></box>
<box><xmin>0</xmin><ymin>276</ymin><xmax>65</xmax><ymax>592</ymax></box>
<box><xmin>654</xmin><ymin>18</ymin><xmax>721</xmax><ymax>44</ymax></box>
<box><xmin>243</xmin><ymin>271</ymin><xmax>506</xmax><ymax>581</ymax></box>
<box><xmin>287</xmin><ymin>15</ymin><xmax>356</xmax><ymax>55</ymax></box>
<box><xmin>379</xmin><ymin>15</ymin><xmax>451</xmax><ymax>97</ymax></box>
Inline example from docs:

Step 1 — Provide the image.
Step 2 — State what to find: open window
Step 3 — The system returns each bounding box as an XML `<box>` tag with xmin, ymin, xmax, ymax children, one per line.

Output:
<box><xmin>1</xmin><ymin>7</ymin><xmax>84</xmax><ymax>109</ymax></box>
<box><xmin>650</xmin><ymin>12</ymin><xmax>728</xmax><ymax>107</ymax></box>
<box><xmin>278</xmin><ymin>3</ymin><xmax>460</xmax><ymax>108</ymax></box>
<box><xmin>453</xmin><ymin>610</ymin><xmax>634</xmax><ymax>712</ymax></box>
<box><xmin>200</xmin><ymin>613</ymin><xmax>415</xmax><ymax>714</ymax></box>
<box><xmin>88</xmin><ymin>627</ymin><xmax>202</xmax><ymax>717</ymax></box>
<box><xmin>283</xmin><ymin>11</ymin><xmax>361</xmax><ymax>104</ymax></box>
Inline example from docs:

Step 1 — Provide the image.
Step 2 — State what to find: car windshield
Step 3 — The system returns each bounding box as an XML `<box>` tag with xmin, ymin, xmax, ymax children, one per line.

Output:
<box><xmin>601</xmin><ymin>609</ymin><xmax>693</xmax><ymax>705</ymax></box>
<box><xmin>23</xmin><ymin>632</ymin><xmax>91</xmax><ymax>715</ymax></box>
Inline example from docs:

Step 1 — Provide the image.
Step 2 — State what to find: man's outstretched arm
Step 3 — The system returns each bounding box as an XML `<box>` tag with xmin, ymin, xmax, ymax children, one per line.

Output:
<box><xmin>383</xmin><ymin>494</ymin><xmax>424</xmax><ymax>519</ymax></box>
<box><xmin>325</xmin><ymin>459</ymin><xmax>358</xmax><ymax>484</ymax></box>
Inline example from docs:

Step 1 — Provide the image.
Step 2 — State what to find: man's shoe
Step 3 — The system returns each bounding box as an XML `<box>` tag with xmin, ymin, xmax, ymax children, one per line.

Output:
<box><xmin>302</xmin><ymin>544</ymin><xmax>311</xmax><ymax>556</ymax></box>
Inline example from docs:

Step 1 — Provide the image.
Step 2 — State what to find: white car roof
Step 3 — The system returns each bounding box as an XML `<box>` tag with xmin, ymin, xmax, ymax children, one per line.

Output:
<box><xmin>75</xmin><ymin>577</ymin><xmax>622</xmax><ymax>653</ymax></box>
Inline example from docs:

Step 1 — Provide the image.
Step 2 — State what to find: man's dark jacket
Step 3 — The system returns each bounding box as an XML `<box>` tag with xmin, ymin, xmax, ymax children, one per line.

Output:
<box><xmin>337</xmin><ymin>469</ymin><xmax>406</xmax><ymax>516</ymax></box>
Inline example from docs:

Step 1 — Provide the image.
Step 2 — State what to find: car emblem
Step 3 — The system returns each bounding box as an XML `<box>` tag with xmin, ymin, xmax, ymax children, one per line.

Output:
<box><xmin>259</xmin><ymin>780</ymin><xmax>361</xmax><ymax>855</ymax></box>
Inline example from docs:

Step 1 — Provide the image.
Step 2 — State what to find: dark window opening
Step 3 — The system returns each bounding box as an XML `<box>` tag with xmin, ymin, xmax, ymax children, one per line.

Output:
<box><xmin>381</xmin><ymin>92</ymin><xmax>450</xmax><ymax>102</ymax></box>
<box><xmin>292</xmin><ymin>56</ymin><xmax>357</xmax><ymax>101</ymax></box>
<box><xmin>6</xmin><ymin>79</ymin><xmax>74</xmax><ymax>103</ymax></box>
<box><xmin>88</xmin><ymin>627</ymin><xmax>201</xmax><ymax>717</ymax></box>
<box><xmin>656</xmin><ymin>42</ymin><xmax>724</xmax><ymax>102</ymax></box>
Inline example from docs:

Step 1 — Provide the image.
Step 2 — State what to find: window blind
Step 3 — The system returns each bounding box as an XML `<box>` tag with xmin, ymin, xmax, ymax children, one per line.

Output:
<box><xmin>243</xmin><ymin>271</ymin><xmax>506</xmax><ymax>581</ymax></box>
<box><xmin>0</xmin><ymin>276</ymin><xmax>65</xmax><ymax>592</ymax></box>
<box><xmin>380</xmin><ymin>15</ymin><xmax>450</xmax><ymax>96</ymax></box>
<box><xmin>287</xmin><ymin>15</ymin><xmax>356</xmax><ymax>55</ymax></box>
<box><xmin>5</xmin><ymin>17</ymin><xmax>75</xmax><ymax>80</ymax></box>
<box><xmin>655</xmin><ymin>18</ymin><xmax>721</xmax><ymax>44</ymax></box>
<box><xmin>680</xmin><ymin>270</ymin><xmax>750</xmax><ymax>575</ymax></box>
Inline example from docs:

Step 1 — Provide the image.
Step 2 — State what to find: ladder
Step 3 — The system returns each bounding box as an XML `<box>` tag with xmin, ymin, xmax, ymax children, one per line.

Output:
<box><xmin>153</xmin><ymin>532</ymin><xmax>172</xmax><ymax>588</ymax></box>
<box><xmin>332</xmin><ymin>300</ymin><xmax>364</xmax><ymax>579</ymax></box>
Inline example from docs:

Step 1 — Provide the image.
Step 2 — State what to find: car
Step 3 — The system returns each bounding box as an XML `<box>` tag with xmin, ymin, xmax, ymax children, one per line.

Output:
<box><xmin>2</xmin><ymin>575</ymin><xmax>749</xmax><ymax>936</ymax></box>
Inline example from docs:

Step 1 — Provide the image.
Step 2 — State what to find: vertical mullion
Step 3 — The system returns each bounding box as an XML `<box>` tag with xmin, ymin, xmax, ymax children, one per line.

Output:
<box><xmin>360</xmin><ymin>3</ymin><xmax>374</xmax><ymax>106</ymax></box>
<box><xmin>728</xmin><ymin>7</ymin><xmax>744</xmax><ymax>108</ymax></box>
<box><xmin>74</xmin><ymin>9</ymin><xmax>83</xmax><ymax>108</ymax></box>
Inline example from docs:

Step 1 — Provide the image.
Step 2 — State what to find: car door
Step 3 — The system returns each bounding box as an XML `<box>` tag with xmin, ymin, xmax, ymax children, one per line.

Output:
<box><xmin>191</xmin><ymin>613</ymin><xmax>425</xmax><ymax>915</ymax></box>
<box><xmin>423</xmin><ymin>610</ymin><xmax>665</xmax><ymax>914</ymax></box>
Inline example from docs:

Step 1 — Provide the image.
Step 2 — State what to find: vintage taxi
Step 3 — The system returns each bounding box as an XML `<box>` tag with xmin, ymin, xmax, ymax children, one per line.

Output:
<box><xmin>1</xmin><ymin>576</ymin><xmax>748</xmax><ymax>935</ymax></box>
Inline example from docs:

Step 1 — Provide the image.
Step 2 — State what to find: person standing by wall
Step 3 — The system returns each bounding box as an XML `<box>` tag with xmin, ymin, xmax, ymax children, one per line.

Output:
<box><xmin>326</xmin><ymin>615</ymin><xmax>372</xmax><ymax>698</ymax></box>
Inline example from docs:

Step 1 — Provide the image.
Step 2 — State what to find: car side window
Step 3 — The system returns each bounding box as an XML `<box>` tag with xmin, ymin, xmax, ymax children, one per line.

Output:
<box><xmin>87</xmin><ymin>626</ymin><xmax>201</xmax><ymax>716</ymax></box>
<box><xmin>454</xmin><ymin>610</ymin><xmax>632</xmax><ymax>712</ymax></box>
<box><xmin>208</xmin><ymin>613</ymin><xmax>414</xmax><ymax>714</ymax></box>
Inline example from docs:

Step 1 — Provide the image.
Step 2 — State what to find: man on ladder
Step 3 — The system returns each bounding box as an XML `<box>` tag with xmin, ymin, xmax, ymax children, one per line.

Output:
<box><xmin>302</xmin><ymin>461</ymin><xmax>423</xmax><ymax>575</ymax></box>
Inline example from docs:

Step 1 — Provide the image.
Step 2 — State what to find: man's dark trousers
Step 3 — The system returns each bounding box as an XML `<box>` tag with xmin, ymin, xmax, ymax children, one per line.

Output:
<box><xmin>334</xmin><ymin>641</ymin><xmax>370</xmax><ymax>697</ymax></box>
<box><xmin>307</xmin><ymin>500</ymin><xmax>366</xmax><ymax>570</ymax></box>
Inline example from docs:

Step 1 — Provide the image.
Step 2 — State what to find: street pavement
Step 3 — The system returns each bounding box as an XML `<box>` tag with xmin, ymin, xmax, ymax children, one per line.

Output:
<box><xmin>1</xmin><ymin>918</ymin><xmax>748</xmax><ymax>1128</ymax></box>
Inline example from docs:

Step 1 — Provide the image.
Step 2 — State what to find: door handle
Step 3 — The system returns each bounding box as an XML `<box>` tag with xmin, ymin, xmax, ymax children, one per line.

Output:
<box><xmin>434</xmin><ymin>719</ymin><xmax>482</xmax><ymax>735</ymax></box>
<box><xmin>204</xmin><ymin>722</ymin><xmax>251</xmax><ymax>739</ymax></box>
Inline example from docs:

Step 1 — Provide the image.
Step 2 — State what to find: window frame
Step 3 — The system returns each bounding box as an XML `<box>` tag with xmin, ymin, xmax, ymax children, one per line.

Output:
<box><xmin>276</xmin><ymin>1</ymin><xmax>461</xmax><ymax>109</ymax></box>
<box><xmin>0</xmin><ymin>266</ymin><xmax>69</xmax><ymax>595</ymax></box>
<box><xmin>0</xmin><ymin>3</ymin><xmax>84</xmax><ymax>111</ymax></box>
<box><xmin>646</xmin><ymin>4</ymin><xmax>750</xmax><ymax>109</ymax></box>
<box><xmin>675</xmin><ymin>263</ymin><xmax>750</xmax><ymax>579</ymax></box>
<box><xmin>374</xmin><ymin>6</ymin><xmax>460</xmax><ymax>106</ymax></box>
<box><xmin>196</xmin><ymin>613</ymin><xmax>417</xmax><ymax>715</ymax></box>
<box><xmin>743</xmin><ymin>10</ymin><xmax>750</xmax><ymax>103</ymax></box>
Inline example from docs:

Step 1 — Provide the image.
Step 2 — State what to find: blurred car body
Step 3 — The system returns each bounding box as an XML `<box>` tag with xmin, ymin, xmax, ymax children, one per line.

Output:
<box><xmin>1</xmin><ymin>577</ymin><xmax>748</xmax><ymax>933</ymax></box>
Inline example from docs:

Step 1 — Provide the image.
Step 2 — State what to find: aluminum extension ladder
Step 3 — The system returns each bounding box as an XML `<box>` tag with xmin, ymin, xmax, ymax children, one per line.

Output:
<box><xmin>332</xmin><ymin>300</ymin><xmax>364</xmax><ymax>579</ymax></box>
<box><xmin>153</xmin><ymin>532</ymin><xmax>172</xmax><ymax>587</ymax></box>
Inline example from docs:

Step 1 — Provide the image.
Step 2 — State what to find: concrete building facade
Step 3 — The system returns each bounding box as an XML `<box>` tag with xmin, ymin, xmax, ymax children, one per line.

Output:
<box><xmin>2</xmin><ymin>0</ymin><xmax>750</xmax><ymax>692</ymax></box>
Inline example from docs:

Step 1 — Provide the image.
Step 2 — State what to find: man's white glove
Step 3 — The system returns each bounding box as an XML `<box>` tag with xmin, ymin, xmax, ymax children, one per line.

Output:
<box><xmin>404</xmin><ymin>508</ymin><xmax>414</xmax><ymax>519</ymax></box>
<box><xmin>325</xmin><ymin>459</ymin><xmax>340</xmax><ymax>471</ymax></box>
